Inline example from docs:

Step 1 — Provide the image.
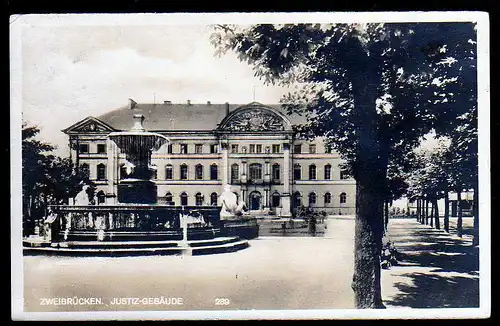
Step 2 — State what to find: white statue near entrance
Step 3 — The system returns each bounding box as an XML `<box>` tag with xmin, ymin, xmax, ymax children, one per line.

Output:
<box><xmin>220</xmin><ymin>184</ymin><xmax>247</xmax><ymax>220</ymax></box>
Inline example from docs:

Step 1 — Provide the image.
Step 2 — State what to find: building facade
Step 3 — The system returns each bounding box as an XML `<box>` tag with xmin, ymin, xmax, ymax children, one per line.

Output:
<box><xmin>63</xmin><ymin>100</ymin><xmax>356</xmax><ymax>216</ymax></box>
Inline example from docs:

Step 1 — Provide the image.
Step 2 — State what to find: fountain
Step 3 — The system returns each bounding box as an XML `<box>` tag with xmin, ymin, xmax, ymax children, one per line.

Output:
<box><xmin>23</xmin><ymin>113</ymin><xmax>256</xmax><ymax>256</ymax></box>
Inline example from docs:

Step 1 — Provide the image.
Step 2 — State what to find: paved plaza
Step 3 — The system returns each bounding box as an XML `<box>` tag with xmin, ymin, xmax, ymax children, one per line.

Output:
<box><xmin>23</xmin><ymin>216</ymin><xmax>479</xmax><ymax>312</ymax></box>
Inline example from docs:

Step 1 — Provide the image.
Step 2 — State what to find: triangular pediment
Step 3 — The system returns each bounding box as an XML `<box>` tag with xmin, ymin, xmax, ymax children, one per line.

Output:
<box><xmin>62</xmin><ymin>116</ymin><xmax>116</xmax><ymax>134</ymax></box>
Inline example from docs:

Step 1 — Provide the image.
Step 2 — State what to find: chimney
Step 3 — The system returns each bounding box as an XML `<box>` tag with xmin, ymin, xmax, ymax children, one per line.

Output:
<box><xmin>187</xmin><ymin>100</ymin><xmax>191</xmax><ymax>105</ymax></box>
<box><xmin>225</xmin><ymin>102</ymin><xmax>230</xmax><ymax>116</ymax></box>
<box><xmin>207</xmin><ymin>101</ymin><xmax>211</xmax><ymax>105</ymax></box>
<box><xmin>128</xmin><ymin>98</ymin><xmax>137</xmax><ymax>110</ymax></box>
<box><xmin>164</xmin><ymin>100</ymin><xmax>172</xmax><ymax>105</ymax></box>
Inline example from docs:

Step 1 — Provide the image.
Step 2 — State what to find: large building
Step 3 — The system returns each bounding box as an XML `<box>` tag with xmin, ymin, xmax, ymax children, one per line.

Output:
<box><xmin>63</xmin><ymin>100</ymin><xmax>356</xmax><ymax>216</ymax></box>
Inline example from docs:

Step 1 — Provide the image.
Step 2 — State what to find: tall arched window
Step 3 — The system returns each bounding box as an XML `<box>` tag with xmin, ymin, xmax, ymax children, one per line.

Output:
<box><xmin>324</xmin><ymin>164</ymin><xmax>332</xmax><ymax>180</ymax></box>
<box><xmin>231</xmin><ymin>164</ymin><xmax>239</xmax><ymax>183</ymax></box>
<box><xmin>340</xmin><ymin>169</ymin><xmax>349</xmax><ymax>180</ymax></box>
<box><xmin>324</xmin><ymin>192</ymin><xmax>332</xmax><ymax>204</ymax></box>
<box><xmin>180</xmin><ymin>164</ymin><xmax>188</xmax><ymax>180</ymax></box>
<box><xmin>271</xmin><ymin>192</ymin><xmax>281</xmax><ymax>207</ymax></box>
<box><xmin>340</xmin><ymin>192</ymin><xmax>347</xmax><ymax>204</ymax></box>
<box><xmin>309</xmin><ymin>164</ymin><xmax>317</xmax><ymax>180</ymax></box>
<box><xmin>165</xmin><ymin>164</ymin><xmax>173</xmax><ymax>180</ymax></box>
<box><xmin>293</xmin><ymin>191</ymin><xmax>302</xmax><ymax>208</ymax></box>
<box><xmin>119</xmin><ymin>164</ymin><xmax>127</xmax><ymax>180</ymax></box>
<box><xmin>293</xmin><ymin>164</ymin><xmax>302</xmax><ymax>180</ymax></box>
<box><xmin>249</xmin><ymin>163</ymin><xmax>262</xmax><ymax>180</ymax></box>
<box><xmin>210</xmin><ymin>164</ymin><xmax>218</xmax><ymax>180</ymax></box>
<box><xmin>195</xmin><ymin>192</ymin><xmax>203</xmax><ymax>206</ymax></box>
<box><xmin>210</xmin><ymin>192</ymin><xmax>218</xmax><ymax>206</ymax></box>
<box><xmin>97</xmin><ymin>163</ymin><xmax>106</xmax><ymax>180</ymax></box>
<box><xmin>309</xmin><ymin>192</ymin><xmax>317</xmax><ymax>206</ymax></box>
<box><xmin>80</xmin><ymin>163</ymin><xmax>90</xmax><ymax>178</ymax></box>
<box><xmin>180</xmin><ymin>192</ymin><xmax>188</xmax><ymax>206</ymax></box>
<box><xmin>272</xmin><ymin>163</ymin><xmax>280</xmax><ymax>181</ymax></box>
<box><xmin>165</xmin><ymin>192</ymin><xmax>173</xmax><ymax>205</ymax></box>
<box><xmin>195</xmin><ymin>164</ymin><xmax>203</xmax><ymax>180</ymax></box>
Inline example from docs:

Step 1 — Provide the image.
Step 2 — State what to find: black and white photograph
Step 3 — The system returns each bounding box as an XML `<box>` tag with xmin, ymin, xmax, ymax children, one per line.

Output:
<box><xmin>10</xmin><ymin>12</ymin><xmax>490</xmax><ymax>320</ymax></box>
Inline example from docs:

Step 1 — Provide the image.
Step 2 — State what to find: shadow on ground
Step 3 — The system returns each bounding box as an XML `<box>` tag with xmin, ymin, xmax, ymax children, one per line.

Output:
<box><xmin>385</xmin><ymin>221</ymin><xmax>479</xmax><ymax>308</ymax></box>
<box><xmin>387</xmin><ymin>272</ymin><xmax>479</xmax><ymax>308</ymax></box>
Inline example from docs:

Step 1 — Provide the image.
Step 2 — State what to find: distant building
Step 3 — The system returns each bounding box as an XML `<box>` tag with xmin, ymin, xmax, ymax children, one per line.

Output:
<box><xmin>62</xmin><ymin>100</ymin><xmax>356</xmax><ymax>216</ymax></box>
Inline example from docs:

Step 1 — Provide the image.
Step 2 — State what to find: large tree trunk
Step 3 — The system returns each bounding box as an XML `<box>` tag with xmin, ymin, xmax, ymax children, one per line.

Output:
<box><xmin>472</xmin><ymin>185</ymin><xmax>479</xmax><ymax>246</ymax></box>
<box><xmin>352</xmin><ymin>175</ymin><xmax>386</xmax><ymax>309</ymax></box>
<box><xmin>434</xmin><ymin>197</ymin><xmax>440</xmax><ymax>230</ymax></box>
<box><xmin>444</xmin><ymin>189</ymin><xmax>450</xmax><ymax>232</ymax></box>
<box><xmin>457</xmin><ymin>190</ymin><xmax>463</xmax><ymax>237</ymax></box>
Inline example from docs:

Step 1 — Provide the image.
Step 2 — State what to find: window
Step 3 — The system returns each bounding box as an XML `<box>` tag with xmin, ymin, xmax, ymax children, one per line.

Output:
<box><xmin>249</xmin><ymin>144</ymin><xmax>256</xmax><ymax>153</ymax></box>
<box><xmin>195</xmin><ymin>144</ymin><xmax>203</xmax><ymax>154</ymax></box>
<box><xmin>309</xmin><ymin>192</ymin><xmax>317</xmax><ymax>206</ymax></box>
<box><xmin>79</xmin><ymin>143</ymin><xmax>89</xmax><ymax>153</ymax></box>
<box><xmin>265</xmin><ymin>146</ymin><xmax>271</xmax><ymax>154</ymax></box>
<box><xmin>272</xmin><ymin>163</ymin><xmax>280</xmax><ymax>181</ymax></box>
<box><xmin>165</xmin><ymin>192</ymin><xmax>173</xmax><ymax>205</ymax></box>
<box><xmin>80</xmin><ymin>163</ymin><xmax>90</xmax><ymax>178</ymax></box>
<box><xmin>340</xmin><ymin>192</ymin><xmax>347</xmax><ymax>204</ymax></box>
<box><xmin>324</xmin><ymin>192</ymin><xmax>332</xmax><ymax>204</ymax></box>
<box><xmin>293</xmin><ymin>191</ymin><xmax>302</xmax><ymax>207</ymax></box>
<box><xmin>249</xmin><ymin>163</ymin><xmax>262</xmax><ymax>180</ymax></box>
<box><xmin>256</xmin><ymin>144</ymin><xmax>262</xmax><ymax>153</ymax></box>
<box><xmin>231</xmin><ymin>164</ymin><xmax>239</xmax><ymax>182</ymax></box>
<box><xmin>293</xmin><ymin>164</ymin><xmax>302</xmax><ymax>180</ymax></box>
<box><xmin>309</xmin><ymin>164</ymin><xmax>317</xmax><ymax>180</ymax></box>
<box><xmin>324</xmin><ymin>164</ymin><xmax>332</xmax><ymax>180</ymax></box>
<box><xmin>195</xmin><ymin>193</ymin><xmax>203</xmax><ymax>206</ymax></box>
<box><xmin>231</xmin><ymin>144</ymin><xmax>239</xmax><ymax>153</ymax></box>
<box><xmin>180</xmin><ymin>144</ymin><xmax>188</xmax><ymax>154</ymax></box>
<box><xmin>180</xmin><ymin>164</ymin><xmax>188</xmax><ymax>180</ymax></box>
<box><xmin>210</xmin><ymin>192</ymin><xmax>218</xmax><ymax>206</ymax></box>
<box><xmin>241</xmin><ymin>146</ymin><xmax>247</xmax><ymax>154</ymax></box>
<box><xmin>271</xmin><ymin>192</ymin><xmax>281</xmax><ymax>207</ymax></box>
<box><xmin>97</xmin><ymin>163</ymin><xmax>106</xmax><ymax>180</ymax></box>
<box><xmin>340</xmin><ymin>169</ymin><xmax>349</xmax><ymax>180</ymax></box>
<box><xmin>167</xmin><ymin>144</ymin><xmax>173</xmax><ymax>154</ymax></box>
<box><xmin>294</xmin><ymin>144</ymin><xmax>302</xmax><ymax>154</ymax></box>
<box><xmin>165</xmin><ymin>164</ymin><xmax>173</xmax><ymax>180</ymax></box>
<box><xmin>195</xmin><ymin>164</ymin><xmax>203</xmax><ymax>180</ymax></box>
<box><xmin>210</xmin><ymin>164</ymin><xmax>218</xmax><ymax>180</ymax></box>
<box><xmin>272</xmin><ymin>144</ymin><xmax>280</xmax><ymax>153</ymax></box>
<box><xmin>210</xmin><ymin>144</ymin><xmax>218</xmax><ymax>154</ymax></box>
<box><xmin>151</xmin><ymin>168</ymin><xmax>157</xmax><ymax>180</ymax></box>
<box><xmin>325</xmin><ymin>144</ymin><xmax>332</xmax><ymax>153</ymax></box>
<box><xmin>97</xmin><ymin>144</ymin><xmax>106</xmax><ymax>154</ymax></box>
<box><xmin>180</xmin><ymin>192</ymin><xmax>188</xmax><ymax>206</ymax></box>
<box><xmin>309</xmin><ymin>144</ymin><xmax>316</xmax><ymax>154</ymax></box>
<box><xmin>97</xmin><ymin>191</ymin><xmax>106</xmax><ymax>204</ymax></box>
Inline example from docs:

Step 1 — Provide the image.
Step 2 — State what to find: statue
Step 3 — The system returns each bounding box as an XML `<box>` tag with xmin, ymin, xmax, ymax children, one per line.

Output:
<box><xmin>220</xmin><ymin>184</ymin><xmax>248</xmax><ymax>220</ymax></box>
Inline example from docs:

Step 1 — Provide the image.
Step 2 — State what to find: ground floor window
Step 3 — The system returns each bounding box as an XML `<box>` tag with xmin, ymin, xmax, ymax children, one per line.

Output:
<box><xmin>324</xmin><ymin>192</ymin><xmax>332</xmax><ymax>204</ymax></box>
<box><xmin>180</xmin><ymin>192</ymin><xmax>188</xmax><ymax>206</ymax></box>
<box><xmin>340</xmin><ymin>192</ymin><xmax>347</xmax><ymax>204</ymax></box>
<box><xmin>210</xmin><ymin>192</ymin><xmax>218</xmax><ymax>206</ymax></box>
<box><xmin>97</xmin><ymin>163</ymin><xmax>106</xmax><ymax>180</ymax></box>
<box><xmin>195</xmin><ymin>193</ymin><xmax>203</xmax><ymax>206</ymax></box>
<box><xmin>309</xmin><ymin>192</ymin><xmax>317</xmax><ymax>206</ymax></box>
<box><xmin>271</xmin><ymin>192</ymin><xmax>280</xmax><ymax>207</ymax></box>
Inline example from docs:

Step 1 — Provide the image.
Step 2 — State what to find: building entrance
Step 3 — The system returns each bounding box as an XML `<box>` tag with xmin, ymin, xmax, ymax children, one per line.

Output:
<box><xmin>249</xmin><ymin>191</ymin><xmax>262</xmax><ymax>210</ymax></box>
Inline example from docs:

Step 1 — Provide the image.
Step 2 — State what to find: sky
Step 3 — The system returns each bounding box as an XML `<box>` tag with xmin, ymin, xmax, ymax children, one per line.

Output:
<box><xmin>19</xmin><ymin>23</ymin><xmax>289</xmax><ymax>156</ymax></box>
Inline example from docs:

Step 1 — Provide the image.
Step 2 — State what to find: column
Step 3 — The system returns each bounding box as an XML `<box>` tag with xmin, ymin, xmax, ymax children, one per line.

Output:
<box><xmin>106</xmin><ymin>138</ymin><xmax>117</xmax><ymax>204</ymax></box>
<box><xmin>280</xmin><ymin>142</ymin><xmax>292</xmax><ymax>217</ymax></box>
<box><xmin>221</xmin><ymin>142</ymin><xmax>229</xmax><ymax>185</ymax></box>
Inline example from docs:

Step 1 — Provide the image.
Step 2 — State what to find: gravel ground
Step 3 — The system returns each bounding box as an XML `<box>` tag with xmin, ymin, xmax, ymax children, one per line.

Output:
<box><xmin>23</xmin><ymin>218</ymin><xmax>355</xmax><ymax>312</ymax></box>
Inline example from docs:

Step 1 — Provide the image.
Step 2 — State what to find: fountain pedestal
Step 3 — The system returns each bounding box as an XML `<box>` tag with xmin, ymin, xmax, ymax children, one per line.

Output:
<box><xmin>117</xmin><ymin>180</ymin><xmax>157</xmax><ymax>204</ymax></box>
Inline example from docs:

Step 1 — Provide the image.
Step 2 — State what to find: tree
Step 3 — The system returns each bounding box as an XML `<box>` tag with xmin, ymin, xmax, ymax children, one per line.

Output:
<box><xmin>22</xmin><ymin>123</ymin><xmax>89</xmax><ymax>234</ymax></box>
<box><xmin>212</xmin><ymin>22</ymin><xmax>476</xmax><ymax>308</ymax></box>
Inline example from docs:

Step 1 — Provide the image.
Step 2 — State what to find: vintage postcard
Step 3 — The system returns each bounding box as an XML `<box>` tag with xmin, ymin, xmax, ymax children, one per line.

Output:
<box><xmin>10</xmin><ymin>12</ymin><xmax>490</xmax><ymax>320</ymax></box>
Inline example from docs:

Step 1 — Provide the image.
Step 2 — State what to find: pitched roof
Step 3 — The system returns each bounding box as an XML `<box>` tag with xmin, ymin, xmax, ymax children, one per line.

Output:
<box><xmin>96</xmin><ymin>102</ymin><xmax>307</xmax><ymax>132</ymax></box>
